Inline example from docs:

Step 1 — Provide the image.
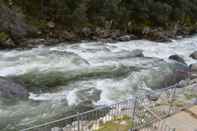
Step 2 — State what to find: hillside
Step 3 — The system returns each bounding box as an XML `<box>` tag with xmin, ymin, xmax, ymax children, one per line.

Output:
<box><xmin>0</xmin><ymin>0</ymin><xmax>197</xmax><ymax>48</ymax></box>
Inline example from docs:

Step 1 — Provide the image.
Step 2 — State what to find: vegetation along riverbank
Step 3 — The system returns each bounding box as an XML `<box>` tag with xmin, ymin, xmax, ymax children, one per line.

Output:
<box><xmin>0</xmin><ymin>0</ymin><xmax>197</xmax><ymax>48</ymax></box>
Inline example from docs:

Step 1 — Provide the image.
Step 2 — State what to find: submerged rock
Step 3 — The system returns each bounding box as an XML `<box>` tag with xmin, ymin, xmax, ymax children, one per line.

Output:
<box><xmin>0</xmin><ymin>77</ymin><xmax>28</xmax><ymax>99</ymax></box>
<box><xmin>169</xmin><ymin>55</ymin><xmax>186</xmax><ymax>64</ymax></box>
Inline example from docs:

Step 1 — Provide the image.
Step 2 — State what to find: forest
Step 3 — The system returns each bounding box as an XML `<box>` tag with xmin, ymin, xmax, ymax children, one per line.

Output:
<box><xmin>1</xmin><ymin>0</ymin><xmax>197</xmax><ymax>47</ymax></box>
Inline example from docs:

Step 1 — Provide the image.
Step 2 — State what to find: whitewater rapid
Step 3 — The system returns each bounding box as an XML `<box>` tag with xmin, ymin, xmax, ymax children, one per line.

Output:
<box><xmin>0</xmin><ymin>35</ymin><xmax>196</xmax><ymax>130</ymax></box>
<box><xmin>0</xmin><ymin>36</ymin><xmax>197</xmax><ymax>103</ymax></box>
<box><xmin>29</xmin><ymin>36</ymin><xmax>197</xmax><ymax>104</ymax></box>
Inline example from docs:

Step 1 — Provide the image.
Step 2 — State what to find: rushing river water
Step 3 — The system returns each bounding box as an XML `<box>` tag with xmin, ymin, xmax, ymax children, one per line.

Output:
<box><xmin>0</xmin><ymin>36</ymin><xmax>197</xmax><ymax>130</ymax></box>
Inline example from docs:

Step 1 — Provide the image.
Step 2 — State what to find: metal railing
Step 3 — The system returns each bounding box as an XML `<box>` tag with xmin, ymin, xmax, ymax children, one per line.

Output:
<box><xmin>22</xmin><ymin>99</ymin><xmax>135</xmax><ymax>131</ymax></box>
<box><xmin>21</xmin><ymin>70</ymin><xmax>195</xmax><ymax>131</ymax></box>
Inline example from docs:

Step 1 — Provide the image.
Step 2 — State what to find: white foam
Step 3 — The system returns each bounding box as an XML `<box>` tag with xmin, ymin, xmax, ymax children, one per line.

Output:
<box><xmin>66</xmin><ymin>90</ymin><xmax>79</xmax><ymax>106</ymax></box>
<box><xmin>1</xmin><ymin>35</ymin><xmax>197</xmax><ymax>105</ymax></box>
<box><xmin>29</xmin><ymin>91</ymin><xmax>68</xmax><ymax>101</ymax></box>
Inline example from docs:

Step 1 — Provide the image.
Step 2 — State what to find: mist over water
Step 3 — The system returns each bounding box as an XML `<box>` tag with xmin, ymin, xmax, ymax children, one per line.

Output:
<box><xmin>0</xmin><ymin>35</ymin><xmax>197</xmax><ymax>130</ymax></box>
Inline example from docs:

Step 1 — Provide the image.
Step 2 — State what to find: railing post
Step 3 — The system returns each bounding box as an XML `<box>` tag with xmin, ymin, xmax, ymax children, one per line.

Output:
<box><xmin>77</xmin><ymin>112</ymin><xmax>80</xmax><ymax>131</ymax></box>
<box><xmin>131</xmin><ymin>96</ymin><xmax>137</xmax><ymax>130</ymax></box>
<box><xmin>168</xmin><ymin>85</ymin><xmax>176</xmax><ymax>115</ymax></box>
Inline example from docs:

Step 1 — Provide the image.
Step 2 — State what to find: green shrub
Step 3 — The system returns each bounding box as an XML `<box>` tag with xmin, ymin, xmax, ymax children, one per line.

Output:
<box><xmin>0</xmin><ymin>32</ymin><xmax>9</xmax><ymax>42</ymax></box>
<box><xmin>27</xmin><ymin>18</ymin><xmax>48</xmax><ymax>30</ymax></box>
<box><xmin>2</xmin><ymin>0</ymin><xmax>197</xmax><ymax>35</ymax></box>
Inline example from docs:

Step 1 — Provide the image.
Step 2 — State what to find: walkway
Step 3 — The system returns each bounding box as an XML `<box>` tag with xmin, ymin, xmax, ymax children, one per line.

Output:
<box><xmin>163</xmin><ymin>106</ymin><xmax>197</xmax><ymax>131</ymax></box>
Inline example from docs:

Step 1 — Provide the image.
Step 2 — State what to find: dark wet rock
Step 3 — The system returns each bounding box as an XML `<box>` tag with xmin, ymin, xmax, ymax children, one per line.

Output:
<box><xmin>169</xmin><ymin>55</ymin><xmax>186</xmax><ymax>64</ymax></box>
<box><xmin>190</xmin><ymin>51</ymin><xmax>197</xmax><ymax>60</ymax></box>
<box><xmin>0</xmin><ymin>77</ymin><xmax>29</xmax><ymax>99</ymax></box>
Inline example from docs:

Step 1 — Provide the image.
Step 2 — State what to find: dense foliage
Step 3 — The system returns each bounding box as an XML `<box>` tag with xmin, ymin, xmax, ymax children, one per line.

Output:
<box><xmin>1</xmin><ymin>0</ymin><xmax>197</xmax><ymax>38</ymax></box>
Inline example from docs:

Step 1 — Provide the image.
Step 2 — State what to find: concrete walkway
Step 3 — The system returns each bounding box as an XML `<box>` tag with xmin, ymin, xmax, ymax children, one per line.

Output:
<box><xmin>163</xmin><ymin>106</ymin><xmax>197</xmax><ymax>131</ymax></box>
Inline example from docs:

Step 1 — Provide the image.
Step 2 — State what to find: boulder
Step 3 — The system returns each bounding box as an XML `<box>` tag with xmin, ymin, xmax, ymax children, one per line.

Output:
<box><xmin>169</xmin><ymin>55</ymin><xmax>186</xmax><ymax>64</ymax></box>
<box><xmin>0</xmin><ymin>4</ymin><xmax>37</xmax><ymax>45</ymax></box>
<box><xmin>190</xmin><ymin>51</ymin><xmax>197</xmax><ymax>59</ymax></box>
<box><xmin>0</xmin><ymin>77</ymin><xmax>29</xmax><ymax>99</ymax></box>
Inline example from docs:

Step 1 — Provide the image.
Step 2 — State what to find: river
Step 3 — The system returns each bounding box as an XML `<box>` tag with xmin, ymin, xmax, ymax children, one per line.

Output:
<box><xmin>0</xmin><ymin>35</ymin><xmax>197</xmax><ymax>130</ymax></box>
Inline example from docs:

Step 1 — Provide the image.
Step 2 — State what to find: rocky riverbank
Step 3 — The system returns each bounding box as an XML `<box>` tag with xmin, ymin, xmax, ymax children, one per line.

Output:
<box><xmin>0</xmin><ymin>2</ymin><xmax>197</xmax><ymax>49</ymax></box>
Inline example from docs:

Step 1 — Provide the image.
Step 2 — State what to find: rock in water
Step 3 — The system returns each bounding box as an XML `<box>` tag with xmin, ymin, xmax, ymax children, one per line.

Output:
<box><xmin>169</xmin><ymin>55</ymin><xmax>186</xmax><ymax>64</ymax></box>
<box><xmin>131</xmin><ymin>49</ymin><xmax>144</xmax><ymax>57</ymax></box>
<box><xmin>0</xmin><ymin>77</ymin><xmax>29</xmax><ymax>99</ymax></box>
<box><xmin>190</xmin><ymin>51</ymin><xmax>197</xmax><ymax>59</ymax></box>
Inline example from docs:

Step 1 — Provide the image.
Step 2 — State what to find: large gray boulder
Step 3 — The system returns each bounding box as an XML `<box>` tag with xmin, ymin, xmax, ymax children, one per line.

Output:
<box><xmin>0</xmin><ymin>77</ymin><xmax>29</xmax><ymax>99</ymax></box>
<box><xmin>190</xmin><ymin>51</ymin><xmax>197</xmax><ymax>60</ymax></box>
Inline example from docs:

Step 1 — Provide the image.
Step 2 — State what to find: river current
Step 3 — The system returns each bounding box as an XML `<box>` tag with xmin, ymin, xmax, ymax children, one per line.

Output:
<box><xmin>0</xmin><ymin>36</ymin><xmax>196</xmax><ymax>130</ymax></box>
